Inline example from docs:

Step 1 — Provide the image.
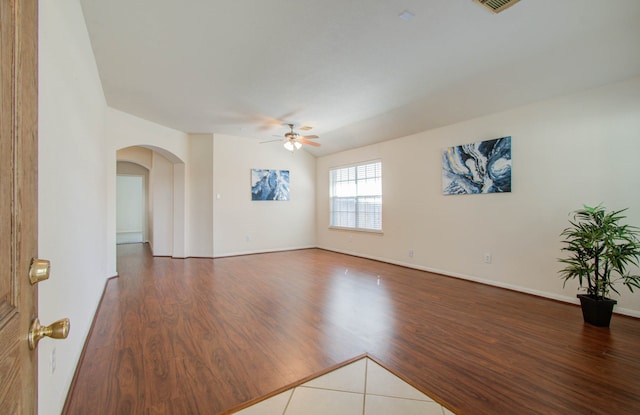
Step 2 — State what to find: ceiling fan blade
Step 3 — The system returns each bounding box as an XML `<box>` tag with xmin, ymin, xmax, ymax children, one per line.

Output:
<box><xmin>299</xmin><ymin>138</ymin><xmax>321</xmax><ymax>147</ymax></box>
<box><xmin>301</xmin><ymin>135</ymin><xmax>319</xmax><ymax>139</ymax></box>
<box><xmin>257</xmin><ymin>111</ymin><xmax>300</xmax><ymax>131</ymax></box>
<box><xmin>259</xmin><ymin>139</ymin><xmax>282</xmax><ymax>144</ymax></box>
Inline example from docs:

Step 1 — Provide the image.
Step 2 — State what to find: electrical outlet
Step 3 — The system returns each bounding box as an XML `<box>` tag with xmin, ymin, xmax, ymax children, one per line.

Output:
<box><xmin>484</xmin><ymin>253</ymin><xmax>492</xmax><ymax>264</ymax></box>
<box><xmin>408</xmin><ymin>249</ymin><xmax>414</xmax><ymax>258</ymax></box>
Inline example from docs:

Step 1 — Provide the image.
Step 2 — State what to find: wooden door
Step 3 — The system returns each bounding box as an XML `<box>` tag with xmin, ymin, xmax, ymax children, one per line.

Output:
<box><xmin>0</xmin><ymin>0</ymin><xmax>39</xmax><ymax>413</ymax></box>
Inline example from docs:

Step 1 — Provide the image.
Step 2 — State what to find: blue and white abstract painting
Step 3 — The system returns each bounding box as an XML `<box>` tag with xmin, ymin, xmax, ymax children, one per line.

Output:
<box><xmin>442</xmin><ymin>136</ymin><xmax>511</xmax><ymax>195</ymax></box>
<box><xmin>251</xmin><ymin>169</ymin><xmax>290</xmax><ymax>201</ymax></box>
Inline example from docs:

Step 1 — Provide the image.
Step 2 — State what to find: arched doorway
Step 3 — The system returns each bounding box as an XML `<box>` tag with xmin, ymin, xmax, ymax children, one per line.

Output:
<box><xmin>116</xmin><ymin>145</ymin><xmax>186</xmax><ymax>257</ymax></box>
<box><xmin>116</xmin><ymin>161</ymin><xmax>148</xmax><ymax>244</ymax></box>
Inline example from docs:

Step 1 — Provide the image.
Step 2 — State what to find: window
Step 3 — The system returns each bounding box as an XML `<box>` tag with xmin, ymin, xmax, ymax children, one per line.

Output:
<box><xmin>330</xmin><ymin>160</ymin><xmax>382</xmax><ymax>231</ymax></box>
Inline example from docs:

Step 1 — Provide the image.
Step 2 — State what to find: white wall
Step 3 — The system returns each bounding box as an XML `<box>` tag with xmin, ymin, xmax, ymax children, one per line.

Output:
<box><xmin>172</xmin><ymin>162</ymin><xmax>187</xmax><ymax>258</ymax></box>
<box><xmin>116</xmin><ymin>161</ymin><xmax>149</xmax><ymax>243</ymax></box>
<box><xmin>149</xmin><ymin>151</ymin><xmax>174</xmax><ymax>256</ymax></box>
<box><xmin>213</xmin><ymin>134</ymin><xmax>316</xmax><ymax>256</ymax></box>
<box><xmin>116</xmin><ymin>175</ymin><xmax>143</xmax><ymax>235</ymax></box>
<box><xmin>117</xmin><ymin>151</ymin><xmax>152</xmax><ymax>246</ymax></box>
<box><xmin>113</xmin><ymin>130</ymin><xmax>314</xmax><ymax>258</ymax></box>
<box><xmin>117</xmin><ymin>146</ymin><xmax>153</xmax><ymax>170</ymax></box>
<box><xmin>108</xmin><ymin>108</ymin><xmax>190</xmax><ymax>160</ymax></box>
<box><xmin>317</xmin><ymin>76</ymin><xmax>640</xmax><ymax>316</ymax></box>
<box><xmin>188</xmin><ymin>134</ymin><xmax>214</xmax><ymax>257</ymax></box>
<box><xmin>38</xmin><ymin>0</ymin><xmax>110</xmax><ymax>413</ymax></box>
<box><xmin>39</xmin><ymin>3</ymin><xmax>639</xmax><ymax>413</ymax></box>
<box><xmin>116</xmin><ymin>174</ymin><xmax>145</xmax><ymax>243</ymax></box>
<box><xmin>107</xmin><ymin>108</ymin><xmax>190</xmax><ymax>260</ymax></box>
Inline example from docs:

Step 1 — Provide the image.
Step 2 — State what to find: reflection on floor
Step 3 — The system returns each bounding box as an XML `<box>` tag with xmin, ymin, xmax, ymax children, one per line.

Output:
<box><xmin>234</xmin><ymin>357</ymin><xmax>455</xmax><ymax>415</ymax></box>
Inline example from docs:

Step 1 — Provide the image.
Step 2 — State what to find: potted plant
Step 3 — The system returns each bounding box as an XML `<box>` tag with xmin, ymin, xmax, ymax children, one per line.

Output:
<box><xmin>559</xmin><ymin>205</ymin><xmax>640</xmax><ymax>327</ymax></box>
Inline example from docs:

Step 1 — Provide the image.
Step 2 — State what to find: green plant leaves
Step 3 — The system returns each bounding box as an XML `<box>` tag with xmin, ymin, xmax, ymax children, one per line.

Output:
<box><xmin>558</xmin><ymin>205</ymin><xmax>640</xmax><ymax>300</ymax></box>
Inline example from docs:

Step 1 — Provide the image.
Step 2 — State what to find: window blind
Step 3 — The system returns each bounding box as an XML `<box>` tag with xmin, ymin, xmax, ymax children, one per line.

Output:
<box><xmin>329</xmin><ymin>160</ymin><xmax>382</xmax><ymax>231</ymax></box>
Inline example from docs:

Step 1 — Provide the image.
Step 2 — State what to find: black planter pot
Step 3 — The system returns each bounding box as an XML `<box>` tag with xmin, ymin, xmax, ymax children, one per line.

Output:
<box><xmin>577</xmin><ymin>294</ymin><xmax>617</xmax><ymax>327</ymax></box>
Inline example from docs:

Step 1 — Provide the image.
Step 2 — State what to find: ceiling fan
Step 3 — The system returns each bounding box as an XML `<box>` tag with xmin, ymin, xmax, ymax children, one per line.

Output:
<box><xmin>262</xmin><ymin>124</ymin><xmax>320</xmax><ymax>151</ymax></box>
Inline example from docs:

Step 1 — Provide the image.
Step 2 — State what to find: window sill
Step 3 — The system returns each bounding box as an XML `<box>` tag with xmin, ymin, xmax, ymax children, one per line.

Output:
<box><xmin>328</xmin><ymin>226</ymin><xmax>384</xmax><ymax>235</ymax></box>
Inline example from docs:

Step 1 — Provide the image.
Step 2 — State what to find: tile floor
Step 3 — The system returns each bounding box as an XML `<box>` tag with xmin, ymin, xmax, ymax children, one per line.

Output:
<box><xmin>233</xmin><ymin>358</ymin><xmax>455</xmax><ymax>415</ymax></box>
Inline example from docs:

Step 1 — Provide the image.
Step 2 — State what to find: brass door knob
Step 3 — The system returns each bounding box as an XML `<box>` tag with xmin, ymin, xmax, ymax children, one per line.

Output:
<box><xmin>28</xmin><ymin>317</ymin><xmax>70</xmax><ymax>350</ymax></box>
<box><xmin>29</xmin><ymin>258</ymin><xmax>51</xmax><ymax>284</ymax></box>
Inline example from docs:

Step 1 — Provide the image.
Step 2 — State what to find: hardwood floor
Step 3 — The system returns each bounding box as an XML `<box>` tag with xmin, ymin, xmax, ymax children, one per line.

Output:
<box><xmin>63</xmin><ymin>244</ymin><xmax>640</xmax><ymax>414</ymax></box>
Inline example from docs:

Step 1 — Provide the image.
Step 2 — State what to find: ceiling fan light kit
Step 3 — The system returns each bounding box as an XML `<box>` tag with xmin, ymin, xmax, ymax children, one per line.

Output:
<box><xmin>261</xmin><ymin>123</ymin><xmax>320</xmax><ymax>152</ymax></box>
<box><xmin>284</xmin><ymin>140</ymin><xmax>302</xmax><ymax>152</ymax></box>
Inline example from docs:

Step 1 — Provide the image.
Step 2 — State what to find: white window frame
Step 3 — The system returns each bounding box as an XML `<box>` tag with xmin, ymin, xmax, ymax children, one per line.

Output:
<box><xmin>329</xmin><ymin>160</ymin><xmax>382</xmax><ymax>232</ymax></box>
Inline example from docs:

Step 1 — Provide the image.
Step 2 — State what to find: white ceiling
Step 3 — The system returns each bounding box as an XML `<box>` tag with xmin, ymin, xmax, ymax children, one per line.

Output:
<box><xmin>79</xmin><ymin>0</ymin><xmax>640</xmax><ymax>156</ymax></box>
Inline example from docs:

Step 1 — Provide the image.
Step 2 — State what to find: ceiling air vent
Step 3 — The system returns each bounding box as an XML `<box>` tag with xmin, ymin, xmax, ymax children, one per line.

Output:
<box><xmin>474</xmin><ymin>0</ymin><xmax>521</xmax><ymax>14</ymax></box>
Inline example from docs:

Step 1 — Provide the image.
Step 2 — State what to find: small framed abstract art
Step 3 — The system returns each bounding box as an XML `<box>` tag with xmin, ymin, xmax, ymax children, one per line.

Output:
<box><xmin>251</xmin><ymin>169</ymin><xmax>290</xmax><ymax>201</ymax></box>
<box><xmin>442</xmin><ymin>136</ymin><xmax>511</xmax><ymax>195</ymax></box>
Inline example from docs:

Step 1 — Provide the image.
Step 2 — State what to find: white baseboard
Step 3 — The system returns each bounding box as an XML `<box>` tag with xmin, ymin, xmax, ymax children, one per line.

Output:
<box><xmin>317</xmin><ymin>246</ymin><xmax>640</xmax><ymax>319</ymax></box>
<box><xmin>211</xmin><ymin>245</ymin><xmax>317</xmax><ymax>259</ymax></box>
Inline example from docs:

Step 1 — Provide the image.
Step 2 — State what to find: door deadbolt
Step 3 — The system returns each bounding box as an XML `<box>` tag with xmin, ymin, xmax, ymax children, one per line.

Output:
<box><xmin>29</xmin><ymin>258</ymin><xmax>50</xmax><ymax>285</ymax></box>
<box><xmin>28</xmin><ymin>317</ymin><xmax>70</xmax><ymax>350</ymax></box>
